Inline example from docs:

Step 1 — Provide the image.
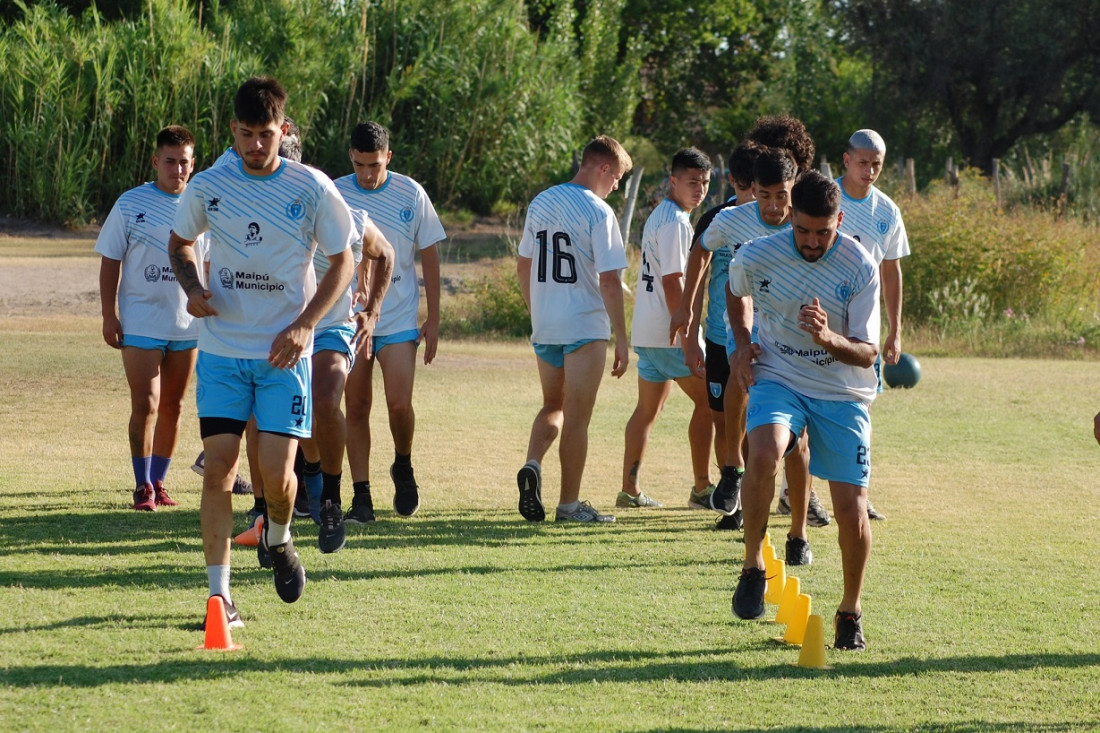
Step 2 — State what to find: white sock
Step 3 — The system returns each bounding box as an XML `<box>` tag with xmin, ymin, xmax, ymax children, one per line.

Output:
<box><xmin>265</xmin><ymin>519</ymin><xmax>291</xmax><ymax>546</ymax></box>
<box><xmin>526</xmin><ymin>459</ymin><xmax>541</xmax><ymax>473</ymax></box>
<box><xmin>207</xmin><ymin>565</ymin><xmax>231</xmax><ymax>602</ymax></box>
<box><xmin>558</xmin><ymin>501</ymin><xmax>579</xmax><ymax>514</ymax></box>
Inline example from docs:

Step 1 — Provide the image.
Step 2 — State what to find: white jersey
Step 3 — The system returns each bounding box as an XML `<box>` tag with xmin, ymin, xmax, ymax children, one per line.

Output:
<box><xmin>314</xmin><ymin>207</ymin><xmax>368</xmax><ymax>332</ymax></box>
<box><xmin>173</xmin><ymin>159</ymin><xmax>353</xmax><ymax>359</ymax></box>
<box><xmin>836</xmin><ymin>182</ymin><xmax>910</xmax><ymax>264</ymax></box>
<box><xmin>700</xmin><ymin>200</ymin><xmax>790</xmax><ymax>339</ymax></box>
<box><xmin>632</xmin><ymin>198</ymin><xmax>696</xmax><ymax>348</ymax></box>
<box><xmin>729</xmin><ymin>229</ymin><xmax>881</xmax><ymax>403</ymax></box>
<box><xmin>334</xmin><ymin>172</ymin><xmax>446</xmax><ymax>336</ymax></box>
<box><xmin>519</xmin><ymin>183</ymin><xmax>628</xmax><ymax>344</ymax></box>
<box><xmin>211</xmin><ymin>146</ymin><xmax>240</xmax><ymax>169</ymax></box>
<box><xmin>95</xmin><ymin>182</ymin><xmax>207</xmax><ymax>340</ymax></box>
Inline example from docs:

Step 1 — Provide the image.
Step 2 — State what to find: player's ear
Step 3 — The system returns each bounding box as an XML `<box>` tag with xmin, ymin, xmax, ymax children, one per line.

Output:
<box><xmin>835</xmin><ymin>210</ymin><xmax>844</xmax><ymax>227</ymax></box>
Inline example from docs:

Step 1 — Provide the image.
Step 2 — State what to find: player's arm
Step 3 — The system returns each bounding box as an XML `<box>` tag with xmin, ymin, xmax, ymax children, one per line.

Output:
<box><xmin>169</xmin><ymin>231</ymin><xmax>216</xmax><ymax>318</ymax></box>
<box><xmin>98</xmin><ymin>257</ymin><xmax>123</xmax><ymax>349</ymax></box>
<box><xmin>669</xmin><ymin>244</ymin><xmax>712</xmax><ymax>345</ymax></box>
<box><xmin>270</xmin><ymin>249</ymin><xmax>355</xmax><ymax>369</ymax></box>
<box><xmin>880</xmin><ymin>258</ymin><xmax>903</xmax><ymax>365</ymax></box>
<box><xmin>726</xmin><ymin>284</ymin><xmax>758</xmax><ymax>391</ymax></box>
<box><xmin>517</xmin><ymin>256</ymin><xmax>533</xmax><ymax>310</ymax></box>
<box><xmin>418</xmin><ymin>244</ymin><xmax>441</xmax><ymax>365</ymax></box>
<box><xmin>799</xmin><ymin>296</ymin><xmax>879</xmax><ymax>367</ymax></box>
<box><xmin>353</xmin><ymin>220</ymin><xmax>395</xmax><ymax>359</ymax></box>
<box><xmin>599</xmin><ymin>269</ymin><xmax>629</xmax><ymax>378</ymax></box>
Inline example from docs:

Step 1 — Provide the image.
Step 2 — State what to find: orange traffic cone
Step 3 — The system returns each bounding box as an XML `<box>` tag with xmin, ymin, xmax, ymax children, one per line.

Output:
<box><xmin>233</xmin><ymin>515</ymin><xmax>263</xmax><ymax>547</ymax></box>
<box><xmin>197</xmin><ymin>595</ymin><xmax>242</xmax><ymax>651</ymax></box>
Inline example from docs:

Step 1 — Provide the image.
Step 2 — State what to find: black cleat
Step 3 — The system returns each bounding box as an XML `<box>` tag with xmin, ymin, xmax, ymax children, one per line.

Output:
<box><xmin>834</xmin><ymin>611</ymin><xmax>866</xmax><ymax>650</ymax></box>
<box><xmin>516</xmin><ymin>464</ymin><xmax>545</xmax><ymax>522</ymax></box>
<box><xmin>318</xmin><ymin>500</ymin><xmax>346</xmax><ymax>554</ymax></box>
<box><xmin>268</xmin><ymin>536</ymin><xmax>306</xmax><ymax>603</ymax></box>
<box><xmin>344</xmin><ymin>491</ymin><xmax>376</xmax><ymax>524</ymax></box>
<box><xmin>732</xmin><ymin>566</ymin><xmax>767</xmax><ymax>619</ymax></box>
<box><xmin>391</xmin><ymin>463</ymin><xmax>420</xmax><ymax>517</ymax></box>
<box><xmin>710</xmin><ymin>466</ymin><xmax>742</xmax><ymax>516</ymax></box>
<box><xmin>713</xmin><ymin>509</ymin><xmax>743</xmax><ymax>531</ymax></box>
<box><xmin>785</xmin><ymin>534</ymin><xmax>813</xmax><ymax>566</ymax></box>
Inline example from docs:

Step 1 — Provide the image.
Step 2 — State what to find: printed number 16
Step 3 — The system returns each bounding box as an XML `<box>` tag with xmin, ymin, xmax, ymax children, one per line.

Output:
<box><xmin>535</xmin><ymin>230</ymin><xmax>577</xmax><ymax>284</ymax></box>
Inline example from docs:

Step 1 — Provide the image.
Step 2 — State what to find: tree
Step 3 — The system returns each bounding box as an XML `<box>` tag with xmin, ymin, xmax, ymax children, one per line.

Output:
<box><xmin>835</xmin><ymin>0</ymin><xmax>1100</xmax><ymax>174</ymax></box>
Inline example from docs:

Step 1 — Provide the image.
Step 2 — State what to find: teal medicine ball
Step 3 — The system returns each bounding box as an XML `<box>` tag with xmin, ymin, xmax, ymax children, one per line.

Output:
<box><xmin>883</xmin><ymin>352</ymin><xmax>921</xmax><ymax>388</ymax></box>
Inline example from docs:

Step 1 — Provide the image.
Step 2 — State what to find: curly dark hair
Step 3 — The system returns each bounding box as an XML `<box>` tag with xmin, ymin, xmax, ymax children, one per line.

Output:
<box><xmin>745</xmin><ymin>115</ymin><xmax>815</xmax><ymax>175</ymax></box>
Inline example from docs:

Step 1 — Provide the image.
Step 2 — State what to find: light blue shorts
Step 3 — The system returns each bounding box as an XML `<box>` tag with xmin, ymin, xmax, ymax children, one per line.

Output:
<box><xmin>372</xmin><ymin>328</ymin><xmax>420</xmax><ymax>356</ymax></box>
<box><xmin>195</xmin><ymin>352</ymin><xmax>312</xmax><ymax>438</ymax></box>
<box><xmin>314</xmin><ymin>323</ymin><xmax>357</xmax><ymax>366</ymax></box>
<box><xmin>635</xmin><ymin>346</ymin><xmax>691</xmax><ymax>383</ymax></box>
<box><xmin>121</xmin><ymin>335</ymin><xmax>197</xmax><ymax>354</ymax></box>
<box><xmin>533</xmin><ymin>339</ymin><xmax>601</xmax><ymax>369</ymax></box>
<box><xmin>745</xmin><ymin>379</ymin><xmax>872</xmax><ymax>486</ymax></box>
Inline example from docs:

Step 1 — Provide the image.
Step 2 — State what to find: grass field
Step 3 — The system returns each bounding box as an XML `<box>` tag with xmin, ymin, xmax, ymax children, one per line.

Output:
<box><xmin>3</xmin><ymin>237</ymin><xmax>1100</xmax><ymax>731</ymax></box>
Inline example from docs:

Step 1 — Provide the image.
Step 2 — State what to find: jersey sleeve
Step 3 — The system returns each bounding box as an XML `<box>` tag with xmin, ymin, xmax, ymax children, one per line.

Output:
<box><xmin>172</xmin><ymin>186</ymin><xmax>209</xmax><ymax>242</ymax></box>
<box><xmin>656</xmin><ymin>219</ymin><xmax>691</xmax><ymax>277</ymax></box>
<box><xmin>518</xmin><ymin>213</ymin><xmax>536</xmax><ymax>258</ymax></box>
<box><xmin>727</xmin><ymin>246</ymin><xmax>752</xmax><ymax>298</ymax></box>
<box><xmin>314</xmin><ymin>179</ymin><xmax>354</xmax><ymax>258</ymax></box>
<box><xmin>413</xmin><ymin>188</ymin><xmax>447</xmax><ymax>250</ymax></box>
<box><xmin>699</xmin><ymin>209</ymin><xmax>729</xmax><ymax>252</ymax></box>
<box><xmin>94</xmin><ymin>199</ymin><xmax>129</xmax><ymax>260</ymax></box>
<box><xmin>591</xmin><ymin>209</ymin><xmax>627</xmax><ymax>274</ymax></box>
<box><xmin>883</xmin><ymin>213</ymin><xmax>910</xmax><ymax>260</ymax></box>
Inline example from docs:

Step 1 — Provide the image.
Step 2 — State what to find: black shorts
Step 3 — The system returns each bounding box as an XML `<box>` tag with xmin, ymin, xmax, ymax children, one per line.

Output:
<box><xmin>704</xmin><ymin>338</ymin><xmax>729</xmax><ymax>411</ymax></box>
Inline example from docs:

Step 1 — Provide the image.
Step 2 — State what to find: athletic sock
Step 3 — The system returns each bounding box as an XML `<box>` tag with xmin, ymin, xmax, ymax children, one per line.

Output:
<box><xmin>132</xmin><ymin>456</ymin><xmax>152</xmax><ymax>487</ymax></box>
<box><xmin>353</xmin><ymin>480</ymin><xmax>371</xmax><ymax>497</ymax></box>
<box><xmin>321</xmin><ymin>471</ymin><xmax>342</xmax><ymax>505</ymax></box>
<box><xmin>303</xmin><ymin>459</ymin><xmax>321</xmax><ymax>476</ymax></box>
<box><xmin>558</xmin><ymin>501</ymin><xmax>579</xmax><ymax>514</ymax></box>
<box><xmin>150</xmin><ymin>455</ymin><xmax>171</xmax><ymax>485</ymax></box>
<box><xmin>394</xmin><ymin>451</ymin><xmax>412</xmax><ymax>468</ymax></box>
<box><xmin>252</xmin><ymin>497</ymin><xmax>267</xmax><ymax>514</ymax></box>
<box><xmin>525</xmin><ymin>459</ymin><xmax>541</xmax><ymax>473</ymax></box>
<box><xmin>207</xmin><ymin>564</ymin><xmax>231</xmax><ymax>602</ymax></box>
<box><xmin>265</xmin><ymin>519</ymin><xmax>291</xmax><ymax>547</ymax></box>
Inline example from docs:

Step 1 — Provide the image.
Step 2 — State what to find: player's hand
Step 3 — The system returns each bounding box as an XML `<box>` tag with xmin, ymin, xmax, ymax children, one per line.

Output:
<box><xmin>882</xmin><ymin>332</ymin><xmax>901</xmax><ymax>365</ymax></box>
<box><xmin>731</xmin><ymin>343</ymin><xmax>760</xmax><ymax>391</ymax></box>
<box><xmin>419</xmin><ymin>318</ymin><xmax>439</xmax><ymax>365</ymax></box>
<box><xmin>611</xmin><ymin>340</ymin><xmax>629</xmax><ymax>378</ymax></box>
<box><xmin>682</xmin><ymin>338</ymin><xmax>705</xmax><ymax>379</ymax></box>
<box><xmin>798</xmin><ymin>297</ymin><xmax>835</xmax><ymax>346</ymax></box>
<box><xmin>269</xmin><ymin>324</ymin><xmax>311</xmax><ymax>369</ymax></box>
<box><xmin>352</xmin><ymin>311</ymin><xmax>377</xmax><ymax>361</ymax></box>
<box><xmin>102</xmin><ymin>314</ymin><xmax>123</xmax><ymax>349</ymax></box>
<box><xmin>668</xmin><ymin>307</ymin><xmax>689</xmax><ymax>346</ymax></box>
<box><xmin>185</xmin><ymin>288</ymin><xmax>217</xmax><ymax>318</ymax></box>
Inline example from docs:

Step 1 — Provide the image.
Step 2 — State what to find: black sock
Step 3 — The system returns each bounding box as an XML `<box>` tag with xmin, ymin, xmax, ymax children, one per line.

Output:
<box><xmin>304</xmin><ymin>459</ymin><xmax>321</xmax><ymax>476</ymax></box>
<box><xmin>322</xmin><ymin>471</ymin><xmax>342</xmax><ymax>504</ymax></box>
<box><xmin>394</xmin><ymin>451</ymin><xmax>411</xmax><ymax>468</ymax></box>
<box><xmin>353</xmin><ymin>481</ymin><xmax>372</xmax><ymax>497</ymax></box>
<box><xmin>252</xmin><ymin>497</ymin><xmax>267</xmax><ymax>513</ymax></box>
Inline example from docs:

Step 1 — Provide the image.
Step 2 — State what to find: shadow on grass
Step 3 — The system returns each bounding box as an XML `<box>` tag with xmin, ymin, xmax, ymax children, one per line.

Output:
<box><xmin>2</xmin><ymin>648</ymin><xmax>1099</xmax><ymax>691</ymax></box>
<box><xmin>650</xmin><ymin>725</ymin><xmax>1076</xmax><ymax>733</ymax></box>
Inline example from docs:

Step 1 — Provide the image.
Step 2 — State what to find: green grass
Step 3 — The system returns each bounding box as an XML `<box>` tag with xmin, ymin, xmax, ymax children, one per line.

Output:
<box><xmin>3</xmin><ymin>320</ymin><xmax>1100</xmax><ymax>730</ymax></box>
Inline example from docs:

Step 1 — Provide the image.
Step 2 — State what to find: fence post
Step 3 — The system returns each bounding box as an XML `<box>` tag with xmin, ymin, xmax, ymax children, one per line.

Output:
<box><xmin>905</xmin><ymin>158</ymin><xmax>916</xmax><ymax>196</ymax></box>
<box><xmin>992</xmin><ymin>158</ymin><xmax>1001</xmax><ymax>209</ymax></box>
<box><xmin>1057</xmin><ymin>159</ymin><xmax>1071</xmax><ymax>218</ymax></box>
<box><xmin>819</xmin><ymin>155</ymin><xmax>832</xmax><ymax>179</ymax></box>
<box><xmin>620</xmin><ymin>166</ymin><xmax>644</xmax><ymax>245</ymax></box>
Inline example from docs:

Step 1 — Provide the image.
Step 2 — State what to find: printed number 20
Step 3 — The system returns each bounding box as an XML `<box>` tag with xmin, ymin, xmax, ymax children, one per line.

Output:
<box><xmin>535</xmin><ymin>230</ymin><xmax>577</xmax><ymax>284</ymax></box>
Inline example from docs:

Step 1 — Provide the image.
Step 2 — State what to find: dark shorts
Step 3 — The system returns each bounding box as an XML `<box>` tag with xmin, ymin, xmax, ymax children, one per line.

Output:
<box><xmin>705</xmin><ymin>338</ymin><xmax>729</xmax><ymax>411</ymax></box>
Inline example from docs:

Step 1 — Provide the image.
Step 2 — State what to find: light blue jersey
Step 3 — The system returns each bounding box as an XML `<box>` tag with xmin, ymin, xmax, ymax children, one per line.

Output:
<box><xmin>95</xmin><ymin>182</ymin><xmax>206</xmax><ymax>340</ymax></box>
<box><xmin>173</xmin><ymin>159</ymin><xmax>353</xmax><ymax>359</ymax></box>
<box><xmin>837</xmin><ymin>182</ymin><xmax>910</xmax><ymax>265</ymax></box>
<box><xmin>334</xmin><ymin>172</ymin><xmax>446</xmax><ymax>337</ymax></box>
<box><xmin>729</xmin><ymin>229</ymin><xmax>881</xmax><ymax>403</ymax></box>
<box><xmin>518</xmin><ymin>183</ymin><xmax>627</xmax><ymax>344</ymax></box>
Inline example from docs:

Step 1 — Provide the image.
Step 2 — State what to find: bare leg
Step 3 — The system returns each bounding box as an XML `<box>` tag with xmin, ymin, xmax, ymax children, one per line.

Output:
<box><xmin>676</xmin><ymin>374</ymin><xmax>715</xmax><ymax>491</ymax></box>
<box><xmin>526</xmin><ymin>357</ymin><xmax>564</xmax><ymax>465</ymax></box>
<box><xmin>377</xmin><ymin>341</ymin><xmax>418</xmax><ymax>455</ymax></box>
<box><xmin>150</xmin><ymin>347</ymin><xmax>196</xmax><ymax>460</ymax></box>
<box><xmin>741</xmin><ymin>424</ymin><xmax>788</xmax><ymax>569</ymax></box>
<box><xmin>344</xmin><ymin>353</ymin><xmax>375</xmax><ymax>483</ymax></box>
<box><xmin>830</xmin><ymin>480</ymin><xmax>871</xmax><ymax>614</ymax></box>
<box><xmin>784</xmin><ymin>431</ymin><xmax>811</xmax><ymax>540</ymax></box>
<box><xmin>621</xmin><ymin>378</ymin><xmax>672</xmax><ymax>494</ymax></box>
<box><xmin>557</xmin><ymin>341</ymin><xmax>607</xmax><ymax>505</ymax></box>
<box><xmin>121</xmin><ymin>346</ymin><xmax>163</xmax><ymax>462</ymax></box>
<box><xmin>200</xmin><ymin>433</ymin><xmax>241</xmax><ymax>566</ymax></box>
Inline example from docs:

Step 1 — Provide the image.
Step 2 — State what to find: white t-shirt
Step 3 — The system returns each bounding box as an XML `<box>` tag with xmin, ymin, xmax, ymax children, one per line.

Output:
<box><xmin>632</xmin><ymin>198</ymin><xmax>696</xmax><ymax>348</ymax></box>
<box><xmin>334</xmin><ymin>172</ymin><xmax>446</xmax><ymax>336</ymax></box>
<box><xmin>518</xmin><ymin>183</ymin><xmax>628</xmax><ymax>344</ymax></box>
<box><xmin>95</xmin><ymin>182</ymin><xmax>207</xmax><ymax>340</ymax></box>
<box><xmin>728</xmin><ymin>229</ymin><xmax>881</xmax><ymax>403</ymax></box>
<box><xmin>837</xmin><ymin>182</ymin><xmax>910</xmax><ymax>264</ymax></box>
<box><xmin>173</xmin><ymin>159</ymin><xmax>353</xmax><ymax>359</ymax></box>
<box><xmin>314</xmin><ymin>207</ymin><xmax>368</xmax><ymax>333</ymax></box>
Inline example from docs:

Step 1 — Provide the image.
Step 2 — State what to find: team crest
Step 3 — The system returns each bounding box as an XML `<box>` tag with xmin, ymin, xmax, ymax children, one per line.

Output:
<box><xmin>399</xmin><ymin>206</ymin><xmax>414</xmax><ymax>223</ymax></box>
<box><xmin>219</xmin><ymin>267</ymin><xmax>235</xmax><ymax>289</ymax></box>
<box><xmin>835</xmin><ymin>281</ymin><xmax>853</xmax><ymax>302</ymax></box>
<box><xmin>144</xmin><ymin>265</ymin><xmax>160</xmax><ymax>282</ymax></box>
<box><xmin>709</xmin><ymin>382</ymin><xmax>722</xmax><ymax>399</ymax></box>
<box><xmin>877</xmin><ymin>220</ymin><xmax>888</xmax><ymax>234</ymax></box>
<box><xmin>286</xmin><ymin>199</ymin><xmax>305</xmax><ymax>220</ymax></box>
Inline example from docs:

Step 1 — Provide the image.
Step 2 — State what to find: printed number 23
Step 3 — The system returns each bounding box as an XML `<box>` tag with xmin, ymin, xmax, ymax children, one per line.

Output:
<box><xmin>535</xmin><ymin>230</ymin><xmax>577</xmax><ymax>284</ymax></box>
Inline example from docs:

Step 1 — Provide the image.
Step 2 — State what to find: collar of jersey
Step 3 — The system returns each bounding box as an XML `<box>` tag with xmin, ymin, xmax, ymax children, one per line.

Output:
<box><xmin>235</xmin><ymin>158</ymin><xmax>288</xmax><ymax>182</ymax></box>
<box><xmin>355</xmin><ymin>173</ymin><xmax>392</xmax><ymax>195</ymax></box>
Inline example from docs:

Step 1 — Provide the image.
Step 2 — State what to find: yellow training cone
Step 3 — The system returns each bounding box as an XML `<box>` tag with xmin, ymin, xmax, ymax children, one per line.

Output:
<box><xmin>762</xmin><ymin>543</ymin><xmax>778</xmax><ymax>566</ymax></box>
<box><xmin>762</xmin><ymin>531</ymin><xmax>772</xmax><ymax>551</ymax></box>
<box><xmin>764</xmin><ymin>558</ymin><xmax>787</xmax><ymax>605</ymax></box>
<box><xmin>772</xmin><ymin>576</ymin><xmax>801</xmax><ymax>625</ymax></box>
<box><xmin>795</xmin><ymin>614</ymin><xmax>831</xmax><ymax>669</ymax></box>
<box><xmin>781</xmin><ymin>593</ymin><xmax>812</xmax><ymax>645</ymax></box>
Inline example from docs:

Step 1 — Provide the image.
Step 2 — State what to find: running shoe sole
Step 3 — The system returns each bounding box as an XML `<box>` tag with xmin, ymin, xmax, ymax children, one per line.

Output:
<box><xmin>517</xmin><ymin>465</ymin><xmax>545</xmax><ymax>522</ymax></box>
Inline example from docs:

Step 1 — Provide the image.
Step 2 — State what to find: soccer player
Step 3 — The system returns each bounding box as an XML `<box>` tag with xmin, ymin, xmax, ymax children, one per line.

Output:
<box><xmin>671</xmin><ymin>141</ymin><xmax>761</xmax><ymax>513</ymax></box>
<box><xmin>728</xmin><ymin>171</ymin><xmax>880</xmax><ymax>650</ymax></box>
<box><xmin>97</xmin><ymin>125</ymin><xmax>203</xmax><ymax>511</ymax></box>
<box><xmin>169</xmin><ymin>77</ymin><xmax>355</xmax><ymax>623</ymax></box>
<box><xmin>837</xmin><ymin>128</ymin><xmax>911</xmax><ymax>522</ymax></box>
<box><xmin>516</xmin><ymin>135</ymin><xmax>632</xmax><ymax>523</ymax></box>
<box><xmin>338</xmin><ymin>122</ymin><xmax>446</xmax><ymax>522</ymax></box>
<box><xmin>619</xmin><ymin>148</ymin><xmax>714</xmax><ymax>509</ymax></box>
